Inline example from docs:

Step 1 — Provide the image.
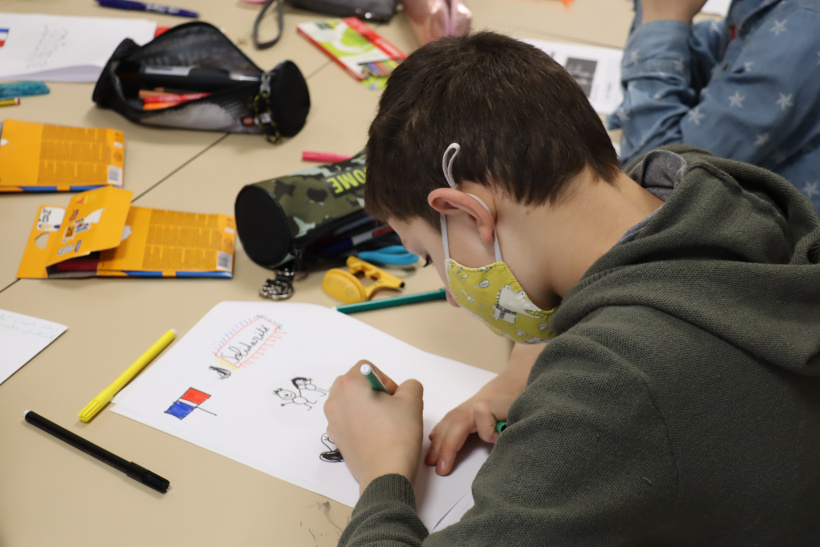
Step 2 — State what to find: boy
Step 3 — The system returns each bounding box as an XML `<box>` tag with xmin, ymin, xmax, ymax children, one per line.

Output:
<box><xmin>324</xmin><ymin>31</ymin><xmax>820</xmax><ymax>545</ymax></box>
<box><xmin>609</xmin><ymin>0</ymin><xmax>820</xmax><ymax>212</ymax></box>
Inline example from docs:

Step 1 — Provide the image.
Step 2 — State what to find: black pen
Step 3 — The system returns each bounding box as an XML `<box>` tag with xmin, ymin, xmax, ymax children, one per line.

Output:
<box><xmin>23</xmin><ymin>410</ymin><xmax>170</xmax><ymax>494</ymax></box>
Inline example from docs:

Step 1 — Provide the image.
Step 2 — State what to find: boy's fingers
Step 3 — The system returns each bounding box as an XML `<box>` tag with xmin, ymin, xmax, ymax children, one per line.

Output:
<box><xmin>475</xmin><ymin>407</ymin><xmax>500</xmax><ymax>443</ymax></box>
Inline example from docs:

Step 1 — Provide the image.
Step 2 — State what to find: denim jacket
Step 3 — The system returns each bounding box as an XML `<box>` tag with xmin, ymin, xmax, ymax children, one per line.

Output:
<box><xmin>608</xmin><ymin>0</ymin><xmax>820</xmax><ymax>212</ymax></box>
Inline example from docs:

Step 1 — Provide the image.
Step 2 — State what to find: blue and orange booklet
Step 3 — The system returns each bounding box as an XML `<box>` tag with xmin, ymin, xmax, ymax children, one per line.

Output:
<box><xmin>0</xmin><ymin>119</ymin><xmax>124</xmax><ymax>192</ymax></box>
<box><xmin>17</xmin><ymin>186</ymin><xmax>236</xmax><ymax>279</ymax></box>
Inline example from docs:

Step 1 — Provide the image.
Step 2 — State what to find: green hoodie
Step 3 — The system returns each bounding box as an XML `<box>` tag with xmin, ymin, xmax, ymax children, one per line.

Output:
<box><xmin>339</xmin><ymin>146</ymin><xmax>820</xmax><ymax>546</ymax></box>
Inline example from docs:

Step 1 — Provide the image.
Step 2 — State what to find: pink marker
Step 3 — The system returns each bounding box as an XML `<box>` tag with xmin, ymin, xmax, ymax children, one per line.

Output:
<box><xmin>302</xmin><ymin>151</ymin><xmax>354</xmax><ymax>163</ymax></box>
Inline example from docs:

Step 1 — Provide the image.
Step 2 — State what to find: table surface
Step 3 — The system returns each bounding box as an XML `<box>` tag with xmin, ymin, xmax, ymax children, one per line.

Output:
<box><xmin>0</xmin><ymin>1</ymin><xmax>634</xmax><ymax>545</ymax></box>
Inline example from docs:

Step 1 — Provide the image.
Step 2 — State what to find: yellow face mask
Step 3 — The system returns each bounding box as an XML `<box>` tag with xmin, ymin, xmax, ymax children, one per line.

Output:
<box><xmin>440</xmin><ymin>143</ymin><xmax>557</xmax><ymax>344</ymax></box>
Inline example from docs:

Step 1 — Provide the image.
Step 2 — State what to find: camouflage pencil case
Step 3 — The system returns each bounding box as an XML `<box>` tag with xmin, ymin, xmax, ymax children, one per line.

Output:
<box><xmin>235</xmin><ymin>152</ymin><xmax>375</xmax><ymax>270</ymax></box>
<box><xmin>92</xmin><ymin>22</ymin><xmax>310</xmax><ymax>142</ymax></box>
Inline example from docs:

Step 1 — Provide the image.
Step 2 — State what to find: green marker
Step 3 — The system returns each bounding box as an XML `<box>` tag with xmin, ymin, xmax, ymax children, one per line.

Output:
<box><xmin>360</xmin><ymin>363</ymin><xmax>389</xmax><ymax>393</ymax></box>
<box><xmin>495</xmin><ymin>421</ymin><xmax>507</xmax><ymax>434</ymax></box>
<box><xmin>336</xmin><ymin>288</ymin><xmax>447</xmax><ymax>315</ymax></box>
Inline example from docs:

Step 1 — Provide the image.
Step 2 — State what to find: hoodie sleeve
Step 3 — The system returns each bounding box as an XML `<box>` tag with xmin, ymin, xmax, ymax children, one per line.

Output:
<box><xmin>339</xmin><ymin>333</ymin><xmax>678</xmax><ymax>546</ymax></box>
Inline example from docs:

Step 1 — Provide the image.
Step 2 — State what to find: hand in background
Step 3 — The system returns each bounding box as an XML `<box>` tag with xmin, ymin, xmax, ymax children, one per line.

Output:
<box><xmin>640</xmin><ymin>0</ymin><xmax>710</xmax><ymax>24</ymax></box>
<box><xmin>424</xmin><ymin>343</ymin><xmax>546</xmax><ymax>476</ymax></box>
<box><xmin>324</xmin><ymin>360</ymin><xmax>424</xmax><ymax>494</ymax></box>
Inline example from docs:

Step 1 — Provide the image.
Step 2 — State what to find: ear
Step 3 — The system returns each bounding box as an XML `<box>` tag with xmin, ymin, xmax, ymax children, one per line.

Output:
<box><xmin>428</xmin><ymin>187</ymin><xmax>496</xmax><ymax>245</ymax></box>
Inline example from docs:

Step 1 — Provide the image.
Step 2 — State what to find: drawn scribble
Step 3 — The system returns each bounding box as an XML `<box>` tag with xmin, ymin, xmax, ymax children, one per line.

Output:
<box><xmin>209</xmin><ymin>365</ymin><xmax>232</xmax><ymax>379</ymax></box>
<box><xmin>319</xmin><ymin>433</ymin><xmax>344</xmax><ymax>463</ymax></box>
<box><xmin>165</xmin><ymin>387</ymin><xmax>217</xmax><ymax>419</ymax></box>
<box><xmin>273</xmin><ymin>377</ymin><xmax>330</xmax><ymax>411</ymax></box>
<box><xmin>213</xmin><ymin>315</ymin><xmax>287</xmax><ymax>371</ymax></box>
<box><xmin>274</xmin><ymin>388</ymin><xmax>316</xmax><ymax>409</ymax></box>
<box><xmin>292</xmin><ymin>377</ymin><xmax>328</xmax><ymax>396</ymax></box>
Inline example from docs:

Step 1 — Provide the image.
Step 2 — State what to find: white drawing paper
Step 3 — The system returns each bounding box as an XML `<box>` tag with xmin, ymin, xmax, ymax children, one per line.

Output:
<box><xmin>520</xmin><ymin>38</ymin><xmax>624</xmax><ymax>115</ymax></box>
<box><xmin>702</xmin><ymin>0</ymin><xmax>731</xmax><ymax>17</ymax></box>
<box><xmin>113</xmin><ymin>301</ymin><xmax>497</xmax><ymax>530</ymax></box>
<box><xmin>0</xmin><ymin>309</ymin><xmax>67</xmax><ymax>385</ymax></box>
<box><xmin>0</xmin><ymin>13</ymin><xmax>156</xmax><ymax>82</ymax></box>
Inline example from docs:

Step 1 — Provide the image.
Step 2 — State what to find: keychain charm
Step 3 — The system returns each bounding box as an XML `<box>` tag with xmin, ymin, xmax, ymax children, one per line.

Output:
<box><xmin>259</xmin><ymin>269</ymin><xmax>295</xmax><ymax>300</ymax></box>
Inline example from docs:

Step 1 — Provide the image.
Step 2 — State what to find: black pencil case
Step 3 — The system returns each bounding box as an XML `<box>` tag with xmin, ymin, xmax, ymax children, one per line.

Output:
<box><xmin>235</xmin><ymin>152</ymin><xmax>392</xmax><ymax>270</ymax></box>
<box><xmin>92</xmin><ymin>22</ymin><xmax>311</xmax><ymax>142</ymax></box>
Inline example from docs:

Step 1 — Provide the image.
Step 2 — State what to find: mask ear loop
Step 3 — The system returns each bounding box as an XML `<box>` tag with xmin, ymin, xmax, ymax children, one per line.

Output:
<box><xmin>442</xmin><ymin>143</ymin><xmax>460</xmax><ymax>189</ymax></box>
<box><xmin>439</xmin><ymin>143</ymin><xmax>502</xmax><ymax>262</ymax></box>
<box><xmin>440</xmin><ymin>143</ymin><xmax>461</xmax><ymax>260</ymax></box>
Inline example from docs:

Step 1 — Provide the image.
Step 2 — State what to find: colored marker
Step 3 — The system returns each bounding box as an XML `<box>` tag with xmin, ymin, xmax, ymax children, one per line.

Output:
<box><xmin>96</xmin><ymin>0</ymin><xmax>198</xmax><ymax>18</ymax></box>
<box><xmin>142</xmin><ymin>92</ymin><xmax>210</xmax><ymax>103</ymax></box>
<box><xmin>317</xmin><ymin>225</ymin><xmax>394</xmax><ymax>256</ymax></box>
<box><xmin>360</xmin><ymin>363</ymin><xmax>389</xmax><ymax>393</ymax></box>
<box><xmin>336</xmin><ymin>288</ymin><xmax>447</xmax><ymax>314</ymax></box>
<box><xmin>79</xmin><ymin>329</ymin><xmax>176</xmax><ymax>423</ymax></box>
<box><xmin>24</xmin><ymin>410</ymin><xmax>170</xmax><ymax>493</ymax></box>
<box><xmin>302</xmin><ymin>151</ymin><xmax>354</xmax><ymax>163</ymax></box>
<box><xmin>0</xmin><ymin>97</ymin><xmax>21</xmax><ymax>107</ymax></box>
<box><xmin>496</xmin><ymin>421</ymin><xmax>507</xmax><ymax>433</ymax></box>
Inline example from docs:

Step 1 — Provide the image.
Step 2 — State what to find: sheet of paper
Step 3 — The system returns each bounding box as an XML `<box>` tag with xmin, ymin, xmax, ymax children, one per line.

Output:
<box><xmin>520</xmin><ymin>38</ymin><xmax>624</xmax><ymax>115</ymax></box>
<box><xmin>0</xmin><ymin>309</ymin><xmax>67</xmax><ymax>385</ymax></box>
<box><xmin>702</xmin><ymin>0</ymin><xmax>731</xmax><ymax>16</ymax></box>
<box><xmin>113</xmin><ymin>301</ymin><xmax>496</xmax><ymax>529</ymax></box>
<box><xmin>0</xmin><ymin>13</ymin><xmax>156</xmax><ymax>82</ymax></box>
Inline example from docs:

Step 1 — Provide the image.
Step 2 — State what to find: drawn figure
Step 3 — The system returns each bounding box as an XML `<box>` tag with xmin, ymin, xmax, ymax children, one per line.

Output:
<box><xmin>209</xmin><ymin>366</ymin><xmax>232</xmax><ymax>379</ymax></box>
<box><xmin>319</xmin><ymin>433</ymin><xmax>344</xmax><ymax>463</ymax></box>
<box><xmin>274</xmin><ymin>388</ymin><xmax>316</xmax><ymax>410</ymax></box>
<box><xmin>291</xmin><ymin>377</ymin><xmax>328</xmax><ymax>396</ymax></box>
<box><xmin>492</xmin><ymin>285</ymin><xmax>542</xmax><ymax>324</ymax></box>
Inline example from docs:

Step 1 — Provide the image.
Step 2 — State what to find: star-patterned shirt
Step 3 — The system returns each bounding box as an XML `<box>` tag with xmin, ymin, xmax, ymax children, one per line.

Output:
<box><xmin>608</xmin><ymin>0</ymin><xmax>820</xmax><ymax>212</ymax></box>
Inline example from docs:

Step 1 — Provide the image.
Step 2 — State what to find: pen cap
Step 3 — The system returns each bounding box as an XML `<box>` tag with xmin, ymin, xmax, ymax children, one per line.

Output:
<box><xmin>235</xmin><ymin>153</ymin><xmax>368</xmax><ymax>269</ymax></box>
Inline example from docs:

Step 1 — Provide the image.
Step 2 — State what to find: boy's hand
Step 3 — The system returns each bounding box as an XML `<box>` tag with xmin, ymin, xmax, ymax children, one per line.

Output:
<box><xmin>424</xmin><ymin>343</ymin><xmax>545</xmax><ymax>476</ymax></box>
<box><xmin>641</xmin><ymin>0</ymin><xmax>709</xmax><ymax>24</ymax></box>
<box><xmin>324</xmin><ymin>361</ymin><xmax>424</xmax><ymax>494</ymax></box>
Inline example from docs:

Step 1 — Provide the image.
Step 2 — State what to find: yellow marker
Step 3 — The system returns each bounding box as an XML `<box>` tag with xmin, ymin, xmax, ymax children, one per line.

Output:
<box><xmin>78</xmin><ymin>329</ymin><xmax>176</xmax><ymax>423</ymax></box>
<box><xmin>0</xmin><ymin>97</ymin><xmax>21</xmax><ymax>107</ymax></box>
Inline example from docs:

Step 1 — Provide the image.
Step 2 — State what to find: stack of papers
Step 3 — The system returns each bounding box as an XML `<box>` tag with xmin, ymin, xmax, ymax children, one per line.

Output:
<box><xmin>0</xmin><ymin>13</ymin><xmax>156</xmax><ymax>82</ymax></box>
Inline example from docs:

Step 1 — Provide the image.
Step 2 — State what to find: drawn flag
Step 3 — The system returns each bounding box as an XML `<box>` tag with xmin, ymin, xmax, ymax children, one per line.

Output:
<box><xmin>165</xmin><ymin>387</ymin><xmax>214</xmax><ymax>419</ymax></box>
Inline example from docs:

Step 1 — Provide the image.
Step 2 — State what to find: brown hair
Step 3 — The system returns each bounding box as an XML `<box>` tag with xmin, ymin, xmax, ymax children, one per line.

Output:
<box><xmin>365</xmin><ymin>31</ymin><xmax>620</xmax><ymax>230</ymax></box>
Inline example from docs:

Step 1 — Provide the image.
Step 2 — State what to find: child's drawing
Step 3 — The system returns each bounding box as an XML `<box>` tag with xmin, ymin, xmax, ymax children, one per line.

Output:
<box><xmin>165</xmin><ymin>387</ymin><xmax>217</xmax><ymax>419</ymax></box>
<box><xmin>273</xmin><ymin>377</ymin><xmax>329</xmax><ymax>411</ymax></box>
<box><xmin>209</xmin><ymin>365</ymin><xmax>232</xmax><ymax>379</ymax></box>
<box><xmin>319</xmin><ymin>433</ymin><xmax>343</xmax><ymax>463</ymax></box>
<box><xmin>291</xmin><ymin>377</ymin><xmax>328</xmax><ymax>396</ymax></box>
<box><xmin>273</xmin><ymin>387</ymin><xmax>315</xmax><ymax>410</ymax></box>
<box><xmin>213</xmin><ymin>315</ymin><xmax>287</xmax><ymax>371</ymax></box>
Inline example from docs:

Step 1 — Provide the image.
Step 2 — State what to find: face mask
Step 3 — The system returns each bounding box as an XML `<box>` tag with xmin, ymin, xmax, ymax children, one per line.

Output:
<box><xmin>440</xmin><ymin>143</ymin><xmax>557</xmax><ymax>344</ymax></box>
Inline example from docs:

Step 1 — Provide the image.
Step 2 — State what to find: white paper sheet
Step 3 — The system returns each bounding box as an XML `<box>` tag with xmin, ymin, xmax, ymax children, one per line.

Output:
<box><xmin>113</xmin><ymin>301</ymin><xmax>497</xmax><ymax>529</ymax></box>
<box><xmin>0</xmin><ymin>13</ymin><xmax>156</xmax><ymax>82</ymax></box>
<box><xmin>0</xmin><ymin>309</ymin><xmax>67</xmax><ymax>385</ymax></box>
<box><xmin>702</xmin><ymin>0</ymin><xmax>731</xmax><ymax>17</ymax></box>
<box><xmin>520</xmin><ymin>38</ymin><xmax>624</xmax><ymax>115</ymax></box>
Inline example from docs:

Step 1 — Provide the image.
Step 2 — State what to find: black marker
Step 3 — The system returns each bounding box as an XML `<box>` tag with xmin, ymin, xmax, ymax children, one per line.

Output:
<box><xmin>23</xmin><ymin>410</ymin><xmax>170</xmax><ymax>494</ymax></box>
<box><xmin>139</xmin><ymin>66</ymin><xmax>260</xmax><ymax>92</ymax></box>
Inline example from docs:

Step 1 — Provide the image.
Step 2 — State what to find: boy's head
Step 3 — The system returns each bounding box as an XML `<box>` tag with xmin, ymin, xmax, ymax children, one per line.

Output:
<box><xmin>364</xmin><ymin>31</ymin><xmax>620</xmax><ymax>230</ymax></box>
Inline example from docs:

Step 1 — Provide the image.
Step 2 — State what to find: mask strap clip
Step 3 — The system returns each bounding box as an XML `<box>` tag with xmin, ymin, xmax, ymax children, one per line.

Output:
<box><xmin>442</xmin><ymin>143</ymin><xmax>460</xmax><ymax>189</ymax></box>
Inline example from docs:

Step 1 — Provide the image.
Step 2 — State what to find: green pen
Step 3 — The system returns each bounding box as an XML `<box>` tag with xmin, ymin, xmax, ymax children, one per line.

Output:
<box><xmin>336</xmin><ymin>288</ymin><xmax>447</xmax><ymax>315</ymax></box>
<box><xmin>496</xmin><ymin>421</ymin><xmax>507</xmax><ymax>434</ymax></box>
<box><xmin>360</xmin><ymin>363</ymin><xmax>389</xmax><ymax>393</ymax></box>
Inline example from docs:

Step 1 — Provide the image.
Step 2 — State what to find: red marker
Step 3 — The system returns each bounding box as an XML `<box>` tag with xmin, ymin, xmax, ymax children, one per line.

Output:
<box><xmin>302</xmin><ymin>151</ymin><xmax>354</xmax><ymax>163</ymax></box>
